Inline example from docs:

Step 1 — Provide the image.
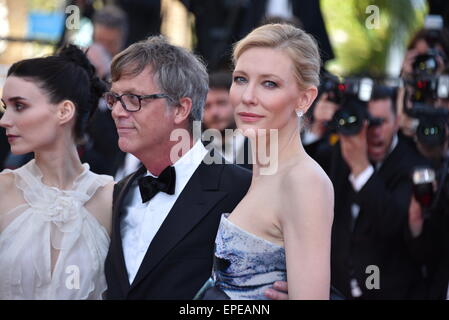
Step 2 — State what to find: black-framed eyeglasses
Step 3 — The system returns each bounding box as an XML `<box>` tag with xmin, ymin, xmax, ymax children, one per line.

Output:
<box><xmin>103</xmin><ymin>92</ymin><xmax>173</xmax><ymax>112</ymax></box>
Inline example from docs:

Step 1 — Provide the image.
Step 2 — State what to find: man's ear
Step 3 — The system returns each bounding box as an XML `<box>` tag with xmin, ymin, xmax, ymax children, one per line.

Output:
<box><xmin>173</xmin><ymin>97</ymin><xmax>193</xmax><ymax>125</ymax></box>
<box><xmin>57</xmin><ymin>100</ymin><xmax>76</xmax><ymax>125</ymax></box>
<box><xmin>296</xmin><ymin>86</ymin><xmax>318</xmax><ymax>115</ymax></box>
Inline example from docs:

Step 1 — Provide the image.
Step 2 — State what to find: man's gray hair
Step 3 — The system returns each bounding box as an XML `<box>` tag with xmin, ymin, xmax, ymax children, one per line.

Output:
<box><xmin>93</xmin><ymin>5</ymin><xmax>128</xmax><ymax>43</ymax></box>
<box><xmin>111</xmin><ymin>36</ymin><xmax>209</xmax><ymax>126</ymax></box>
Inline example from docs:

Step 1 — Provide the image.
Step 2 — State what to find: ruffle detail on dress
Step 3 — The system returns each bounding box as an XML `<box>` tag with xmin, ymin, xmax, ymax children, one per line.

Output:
<box><xmin>0</xmin><ymin>160</ymin><xmax>112</xmax><ymax>300</ymax></box>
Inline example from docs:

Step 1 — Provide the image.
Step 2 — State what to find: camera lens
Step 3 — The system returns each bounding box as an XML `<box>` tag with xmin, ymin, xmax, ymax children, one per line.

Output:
<box><xmin>416</xmin><ymin>118</ymin><xmax>447</xmax><ymax>147</ymax></box>
<box><xmin>332</xmin><ymin>98</ymin><xmax>367</xmax><ymax>136</ymax></box>
<box><xmin>413</xmin><ymin>53</ymin><xmax>439</xmax><ymax>76</ymax></box>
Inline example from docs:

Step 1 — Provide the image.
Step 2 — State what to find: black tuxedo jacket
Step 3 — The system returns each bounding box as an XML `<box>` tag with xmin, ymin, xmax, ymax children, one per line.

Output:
<box><xmin>202</xmin><ymin>137</ymin><xmax>253</xmax><ymax>171</ymax></box>
<box><xmin>328</xmin><ymin>135</ymin><xmax>430</xmax><ymax>299</ymax></box>
<box><xmin>407</xmin><ymin>206</ymin><xmax>449</xmax><ymax>299</ymax></box>
<box><xmin>105</xmin><ymin>158</ymin><xmax>251</xmax><ymax>299</ymax></box>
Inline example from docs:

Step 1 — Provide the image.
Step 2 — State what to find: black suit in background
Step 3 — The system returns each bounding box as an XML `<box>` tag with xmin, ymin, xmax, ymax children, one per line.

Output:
<box><xmin>105</xmin><ymin>156</ymin><xmax>251</xmax><ymax>299</ymax></box>
<box><xmin>0</xmin><ymin>127</ymin><xmax>9</xmax><ymax>171</ymax></box>
<box><xmin>406</xmin><ymin>204</ymin><xmax>449</xmax><ymax>299</ymax></box>
<box><xmin>328</xmin><ymin>136</ymin><xmax>430</xmax><ymax>299</ymax></box>
<box><xmin>118</xmin><ymin>0</ymin><xmax>161</xmax><ymax>47</ymax></box>
<box><xmin>81</xmin><ymin>108</ymin><xmax>124</xmax><ymax>176</ymax></box>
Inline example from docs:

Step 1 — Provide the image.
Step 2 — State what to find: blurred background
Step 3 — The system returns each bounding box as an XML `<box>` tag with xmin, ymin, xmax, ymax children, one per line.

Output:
<box><xmin>0</xmin><ymin>0</ymin><xmax>435</xmax><ymax>91</ymax></box>
<box><xmin>4</xmin><ymin>1</ymin><xmax>449</xmax><ymax>300</ymax></box>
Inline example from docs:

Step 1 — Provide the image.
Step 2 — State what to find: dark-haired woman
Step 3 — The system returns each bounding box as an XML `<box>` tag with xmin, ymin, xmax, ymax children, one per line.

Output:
<box><xmin>0</xmin><ymin>45</ymin><xmax>114</xmax><ymax>299</ymax></box>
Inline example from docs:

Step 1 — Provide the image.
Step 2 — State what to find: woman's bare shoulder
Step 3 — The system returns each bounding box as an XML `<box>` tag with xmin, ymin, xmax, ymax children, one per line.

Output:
<box><xmin>96</xmin><ymin>179</ymin><xmax>115</xmax><ymax>202</ymax></box>
<box><xmin>285</xmin><ymin>156</ymin><xmax>333</xmax><ymax>194</ymax></box>
<box><xmin>89</xmin><ymin>178</ymin><xmax>114</xmax><ymax>215</ymax></box>
<box><xmin>282</xmin><ymin>156</ymin><xmax>334</xmax><ymax>219</ymax></box>
<box><xmin>86</xmin><ymin>179</ymin><xmax>115</xmax><ymax>235</ymax></box>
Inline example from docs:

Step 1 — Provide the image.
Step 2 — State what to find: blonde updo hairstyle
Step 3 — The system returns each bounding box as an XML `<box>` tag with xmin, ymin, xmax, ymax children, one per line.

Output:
<box><xmin>233</xmin><ymin>23</ymin><xmax>321</xmax><ymax>91</ymax></box>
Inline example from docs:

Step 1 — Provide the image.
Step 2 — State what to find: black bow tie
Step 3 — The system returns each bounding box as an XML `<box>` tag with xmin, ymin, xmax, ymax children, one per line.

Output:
<box><xmin>138</xmin><ymin>166</ymin><xmax>176</xmax><ymax>203</ymax></box>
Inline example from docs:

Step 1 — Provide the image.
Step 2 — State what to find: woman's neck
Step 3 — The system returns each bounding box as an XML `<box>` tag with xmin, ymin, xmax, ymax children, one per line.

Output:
<box><xmin>34</xmin><ymin>138</ymin><xmax>84</xmax><ymax>190</ymax></box>
<box><xmin>250</xmin><ymin>119</ymin><xmax>305</xmax><ymax>178</ymax></box>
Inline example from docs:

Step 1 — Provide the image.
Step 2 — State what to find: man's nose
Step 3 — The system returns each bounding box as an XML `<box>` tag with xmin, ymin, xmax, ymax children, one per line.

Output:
<box><xmin>111</xmin><ymin>100</ymin><xmax>129</xmax><ymax>119</ymax></box>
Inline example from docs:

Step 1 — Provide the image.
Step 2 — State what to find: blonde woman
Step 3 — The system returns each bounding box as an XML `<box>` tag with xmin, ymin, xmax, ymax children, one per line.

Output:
<box><xmin>201</xmin><ymin>24</ymin><xmax>334</xmax><ymax>300</ymax></box>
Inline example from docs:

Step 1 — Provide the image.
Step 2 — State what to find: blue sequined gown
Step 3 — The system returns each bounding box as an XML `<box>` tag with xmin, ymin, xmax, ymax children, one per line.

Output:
<box><xmin>204</xmin><ymin>213</ymin><xmax>287</xmax><ymax>300</ymax></box>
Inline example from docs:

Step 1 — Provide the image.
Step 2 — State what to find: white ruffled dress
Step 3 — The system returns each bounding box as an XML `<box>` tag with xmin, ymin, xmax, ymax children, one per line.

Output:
<box><xmin>0</xmin><ymin>160</ymin><xmax>112</xmax><ymax>300</ymax></box>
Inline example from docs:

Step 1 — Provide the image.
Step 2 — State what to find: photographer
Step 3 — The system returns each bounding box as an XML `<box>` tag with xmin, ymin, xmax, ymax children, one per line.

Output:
<box><xmin>327</xmin><ymin>85</ymin><xmax>430</xmax><ymax>299</ymax></box>
<box><xmin>407</xmin><ymin>159</ymin><xmax>449</xmax><ymax>299</ymax></box>
<box><xmin>399</xmin><ymin>16</ymin><xmax>449</xmax><ymax>137</ymax></box>
<box><xmin>405</xmin><ymin>71</ymin><xmax>449</xmax><ymax>299</ymax></box>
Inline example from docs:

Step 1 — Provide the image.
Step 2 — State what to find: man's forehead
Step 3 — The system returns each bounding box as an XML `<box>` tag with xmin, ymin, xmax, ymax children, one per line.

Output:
<box><xmin>111</xmin><ymin>68</ymin><xmax>158</xmax><ymax>93</ymax></box>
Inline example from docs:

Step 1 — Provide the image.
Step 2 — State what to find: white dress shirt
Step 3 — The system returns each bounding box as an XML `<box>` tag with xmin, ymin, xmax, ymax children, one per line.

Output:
<box><xmin>120</xmin><ymin>140</ymin><xmax>208</xmax><ymax>284</ymax></box>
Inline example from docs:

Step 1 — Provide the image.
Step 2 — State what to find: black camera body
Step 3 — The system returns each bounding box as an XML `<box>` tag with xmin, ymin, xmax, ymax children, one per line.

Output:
<box><xmin>408</xmin><ymin>74</ymin><xmax>449</xmax><ymax>103</ymax></box>
<box><xmin>406</xmin><ymin>102</ymin><xmax>449</xmax><ymax>147</ymax></box>
<box><xmin>321</xmin><ymin>76</ymin><xmax>384</xmax><ymax>136</ymax></box>
<box><xmin>405</xmin><ymin>70</ymin><xmax>449</xmax><ymax>148</ymax></box>
<box><xmin>412</xmin><ymin>49</ymin><xmax>443</xmax><ymax>78</ymax></box>
<box><xmin>321</xmin><ymin>76</ymin><xmax>372</xmax><ymax>105</ymax></box>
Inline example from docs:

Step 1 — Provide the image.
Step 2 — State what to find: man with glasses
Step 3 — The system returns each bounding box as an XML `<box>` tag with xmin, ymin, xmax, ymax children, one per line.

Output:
<box><xmin>103</xmin><ymin>36</ymin><xmax>266</xmax><ymax>299</ymax></box>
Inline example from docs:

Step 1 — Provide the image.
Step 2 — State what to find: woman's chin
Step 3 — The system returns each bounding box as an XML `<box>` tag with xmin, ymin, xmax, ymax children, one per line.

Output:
<box><xmin>10</xmin><ymin>148</ymin><xmax>31</xmax><ymax>155</ymax></box>
<box><xmin>237</xmin><ymin>122</ymin><xmax>260</xmax><ymax>134</ymax></box>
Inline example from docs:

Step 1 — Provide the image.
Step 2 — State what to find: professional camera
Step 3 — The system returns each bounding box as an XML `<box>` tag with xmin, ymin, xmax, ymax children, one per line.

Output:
<box><xmin>406</xmin><ymin>102</ymin><xmax>449</xmax><ymax>147</ymax></box>
<box><xmin>321</xmin><ymin>75</ymin><xmax>372</xmax><ymax>105</ymax></box>
<box><xmin>408</xmin><ymin>74</ymin><xmax>449</xmax><ymax>103</ymax></box>
<box><xmin>411</xmin><ymin>15</ymin><xmax>447</xmax><ymax>78</ymax></box>
<box><xmin>404</xmin><ymin>74</ymin><xmax>449</xmax><ymax>147</ymax></box>
<box><xmin>412</xmin><ymin>49</ymin><xmax>445</xmax><ymax>78</ymax></box>
<box><xmin>331</xmin><ymin>97</ymin><xmax>383</xmax><ymax>136</ymax></box>
<box><xmin>322</xmin><ymin>76</ymin><xmax>385</xmax><ymax>136</ymax></box>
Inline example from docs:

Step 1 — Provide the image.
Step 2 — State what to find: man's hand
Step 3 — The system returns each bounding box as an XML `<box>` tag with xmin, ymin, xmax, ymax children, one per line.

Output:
<box><xmin>264</xmin><ymin>281</ymin><xmax>288</xmax><ymax>300</ymax></box>
<box><xmin>339</xmin><ymin>122</ymin><xmax>370</xmax><ymax>177</ymax></box>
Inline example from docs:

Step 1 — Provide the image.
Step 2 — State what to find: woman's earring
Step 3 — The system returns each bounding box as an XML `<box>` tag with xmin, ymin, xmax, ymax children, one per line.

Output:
<box><xmin>296</xmin><ymin>110</ymin><xmax>304</xmax><ymax>118</ymax></box>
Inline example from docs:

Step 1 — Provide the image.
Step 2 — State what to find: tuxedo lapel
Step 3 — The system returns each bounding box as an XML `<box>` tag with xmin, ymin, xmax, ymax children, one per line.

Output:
<box><xmin>129</xmin><ymin>162</ymin><xmax>227</xmax><ymax>290</ymax></box>
<box><xmin>111</xmin><ymin>165</ymin><xmax>147</xmax><ymax>292</ymax></box>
